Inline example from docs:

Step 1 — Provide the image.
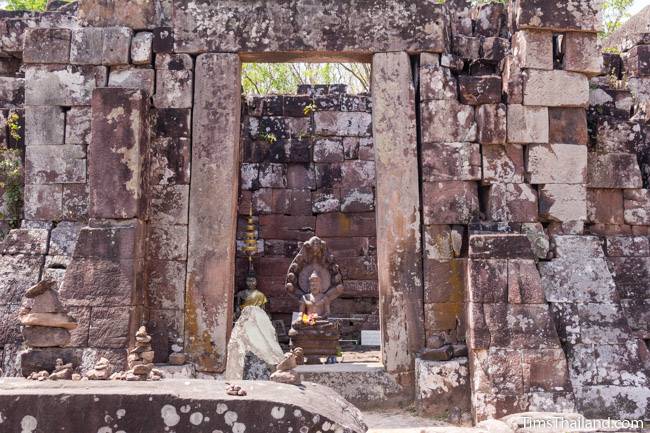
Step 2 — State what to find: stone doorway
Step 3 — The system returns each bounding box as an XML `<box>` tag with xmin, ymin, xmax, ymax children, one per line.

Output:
<box><xmin>235</xmin><ymin>68</ymin><xmax>379</xmax><ymax>364</ymax></box>
<box><xmin>186</xmin><ymin>53</ymin><xmax>424</xmax><ymax>384</ymax></box>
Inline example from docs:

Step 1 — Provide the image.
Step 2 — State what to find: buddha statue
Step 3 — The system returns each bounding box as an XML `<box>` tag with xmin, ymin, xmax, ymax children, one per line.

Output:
<box><xmin>285</xmin><ymin>236</ymin><xmax>344</xmax><ymax>364</ymax></box>
<box><xmin>235</xmin><ymin>273</ymin><xmax>268</xmax><ymax>317</ymax></box>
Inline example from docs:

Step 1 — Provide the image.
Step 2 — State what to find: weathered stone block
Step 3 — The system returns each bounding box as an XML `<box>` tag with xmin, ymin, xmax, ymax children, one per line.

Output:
<box><xmin>512</xmin><ymin>30</ymin><xmax>553</xmax><ymax>70</ymax></box>
<box><xmin>482</xmin><ymin>144</ymin><xmax>524</xmax><ymax>184</ymax></box>
<box><xmin>458</xmin><ymin>76</ymin><xmax>502</xmax><ymax>105</ymax></box>
<box><xmin>131</xmin><ymin>32</ymin><xmax>153</xmax><ymax>65</ymax></box>
<box><xmin>588</xmin><ymin>153</ymin><xmax>643</xmax><ymax>189</ymax></box>
<box><xmin>0</xmin><ymin>77</ymin><xmax>25</xmax><ymax>107</ymax></box>
<box><xmin>148</xmin><ymin>184</ymin><xmax>189</xmax><ymax>225</ymax></box>
<box><xmin>424</xmin><ymin>224</ymin><xmax>463</xmax><ymax>260</ymax></box>
<box><xmin>23</xmin><ymin>28</ymin><xmax>71</xmax><ymax>64</ymax></box>
<box><xmin>514</xmin><ymin>0</ymin><xmax>603</xmax><ymax>32</ymax></box>
<box><xmin>421</xmin><ymin>99</ymin><xmax>476</xmax><ymax>143</ymax></box>
<box><xmin>65</xmin><ymin>106</ymin><xmax>92</xmax><ymax>145</ymax></box>
<box><xmin>108</xmin><ymin>67</ymin><xmax>155</xmax><ymax>95</ymax></box>
<box><xmin>314</xmin><ymin>112</ymin><xmax>372</xmax><ymax>137</ymax></box>
<box><xmin>420</xmin><ymin>53</ymin><xmax>457</xmax><ymax>101</ymax></box>
<box><xmin>60</xmin><ymin>257</ymin><xmax>143</xmax><ymax>307</ymax></box>
<box><xmin>563</xmin><ymin>32</ymin><xmax>602</xmax><ymax>75</ymax></box>
<box><xmin>149</xmin><ymin>108</ymin><xmax>191</xmax><ymax>185</ymax></box>
<box><xmin>88</xmin><ymin>306</ymin><xmax>135</xmax><ymax>348</ymax></box>
<box><xmin>416</xmin><ymin>358</ymin><xmax>471</xmax><ymax>417</ymax></box>
<box><xmin>486</xmin><ymin>183</ymin><xmax>538</xmax><ymax>223</ymax></box>
<box><xmin>421</xmin><ymin>142</ymin><xmax>481</xmax><ymax>181</ymax></box>
<box><xmin>526</xmin><ymin>144</ymin><xmax>587</xmax><ymax>184</ymax></box>
<box><xmin>25</xmin><ymin>65</ymin><xmax>107</xmax><ymax>106</ymax></box>
<box><xmin>153</xmin><ymin>69</ymin><xmax>193</xmax><ymax>108</ymax></box>
<box><xmin>507</xmin><ymin>105</ymin><xmax>548</xmax><ymax>144</ymax></box>
<box><xmin>424</xmin><ymin>302</ymin><xmax>464</xmax><ymax>331</ymax></box>
<box><xmin>70</xmin><ymin>27</ymin><xmax>132</xmax><ymax>65</ymax></box>
<box><xmin>25</xmin><ymin>145</ymin><xmax>86</xmax><ymax>185</ymax></box>
<box><xmin>539</xmin><ymin>184</ymin><xmax>587</xmax><ymax>222</ymax></box>
<box><xmin>482</xmin><ymin>37</ymin><xmax>509</xmax><ymax>62</ymax></box>
<box><xmin>340</xmin><ymin>187</ymin><xmax>374</xmax><ymax>213</ymax></box>
<box><xmin>147</xmin><ymin>225</ymin><xmax>188</xmax><ymax>261</ymax></box>
<box><xmin>174</xmin><ymin>0</ymin><xmax>448</xmax><ymax>54</ymax></box>
<box><xmin>23</xmin><ymin>184</ymin><xmax>63</xmax><ymax>220</ymax></box>
<box><xmin>423</xmin><ymin>181</ymin><xmax>479</xmax><ymax>225</ymax></box>
<box><xmin>424</xmin><ymin>259</ymin><xmax>466</xmax><ymax>304</ymax></box>
<box><xmin>1</xmin><ymin>228</ymin><xmax>49</xmax><ymax>255</ymax></box>
<box><xmin>623</xmin><ymin>189</ymin><xmax>650</xmax><ymax>225</ymax></box>
<box><xmin>69</xmin><ymin>27</ymin><xmax>103</xmax><ymax>65</ymax></box>
<box><xmin>476</xmin><ymin>104</ymin><xmax>506</xmax><ymax>145</ymax></box>
<box><xmin>548</xmin><ymin>108</ymin><xmax>588</xmax><ymax>145</ymax></box>
<box><xmin>522</xmin><ymin>348</ymin><xmax>571</xmax><ymax>392</ymax></box>
<box><xmin>523</xmin><ymin>70</ymin><xmax>589</xmax><ymax>107</ymax></box>
<box><xmin>313</xmin><ymin>138</ymin><xmax>344</xmax><ymax>163</ymax></box>
<box><xmin>62</xmin><ymin>184</ymin><xmax>89</xmax><ymax>220</ymax></box>
<box><xmin>593</xmin><ymin>117</ymin><xmax>644</xmax><ymax>154</ymax></box>
<box><xmin>89</xmin><ymin>88</ymin><xmax>148</xmax><ymax>219</ymax></box>
<box><xmin>469</xmin><ymin>234</ymin><xmax>535</xmax><ymax>259</ymax></box>
<box><xmin>78</xmin><ymin>0</ymin><xmax>159</xmax><ymax>29</ymax></box>
<box><xmin>508</xmin><ymin>259</ymin><xmax>545</xmax><ymax>304</ymax></box>
<box><xmin>587</xmin><ymin>188</ymin><xmax>624</xmax><ymax>224</ymax></box>
<box><xmin>155</xmin><ymin>54</ymin><xmax>193</xmax><ymax>70</ymax></box>
<box><xmin>102</xmin><ymin>27</ymin><xmax>132</xmax><ymax>65</ymax></box>
<box><xmin>25</xmin><ymin>105</ymin><xmax>65</xmax><ymax>146</ymax></box>
<box><xmin>73</xmin><ymin>223</ymin><xmax>144</xmax><ymax>260</ymax></box>
<box><xmin>606</xmin><ymin>235</ymin><xmax>650</xmax><ymax>257</ymax></box>
<box><xmin>625</xmin><ymin>45</ymin><xmax>650</xmax><ymax>78</ymax></box>
<box><xmin>468</xmin><ymin>259</ymin><xmax>508</xmax><ymax>303</ymax></box>
<box><xmin>452</xmin><ymin>34</ymin><xmax>481</xmax><ymax>59</ymax></box>
<box><xmin>146</xmin><ymin>259</ymin><xmax>186</xmax><ymax>310</ymax></box>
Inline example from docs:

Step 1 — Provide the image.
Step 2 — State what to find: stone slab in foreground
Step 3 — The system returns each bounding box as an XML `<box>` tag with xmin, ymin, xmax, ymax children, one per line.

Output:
<box><xmin>0</xmin><ymin>379</ymin><xmax>367</xmax><ymax>433</ymax></box>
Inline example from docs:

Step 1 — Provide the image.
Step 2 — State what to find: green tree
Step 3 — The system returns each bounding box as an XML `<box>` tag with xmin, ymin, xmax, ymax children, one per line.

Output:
<box><xmin>241</xmin><ymin>63</ymin><xmax>370</xmax><ymax>95</ymax></box>
<box><xmin>601</xmin><ymin>0</ymin><xmax>634</xmax><ymax>36</ymax></box>
<box><xmin>3</xmin><ymin>0</ymin><xmax>48</xmax><ymax>11</ymax></box>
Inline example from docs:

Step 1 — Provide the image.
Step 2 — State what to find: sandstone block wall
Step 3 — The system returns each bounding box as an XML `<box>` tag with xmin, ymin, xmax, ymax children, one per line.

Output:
<box><xmin>237</xmin><ymin>86</ymin><xmax>378</xmax><ymax>341</ymax></box>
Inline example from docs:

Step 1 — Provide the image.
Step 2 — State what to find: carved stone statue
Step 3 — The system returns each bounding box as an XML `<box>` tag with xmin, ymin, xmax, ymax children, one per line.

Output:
<box><xmin>285</xmin><ymin>237</ymin><xmax>344</xmax><ymax>364</ymax></box>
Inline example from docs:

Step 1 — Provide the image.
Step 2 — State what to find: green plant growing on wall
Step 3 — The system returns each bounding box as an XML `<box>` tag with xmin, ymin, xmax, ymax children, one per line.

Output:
<box><xmin>0</xmin><ymin>112</ymin><xmax>24</xmax><ymax>226</ymax></box>
<box><xmin>303</xmin><ymin>102</ymin><xmax>317</xmax><ymax>116</ymax></box>
<box><xmin>260</xmin><ymin>132</ymin><xmax>278</xmax><ymax>144</ymax></box>
<box><xmin>601</xmin><ymin>0</ymin><xmax>634</xmax><ymax>37</ymax></box>
<box><xmin>0</xmin><ymin>148</ymin><xmax>23</xmax><ymax>227</ymax></box>
<box><xmin>6</xmin><ymin>112</ymin><xmax>21</xmax><ymax>142</ymax></box>
<box><xmin>3</xmin><ymin>0</ymin><xmax>48</xmax><ymax>11</ymax></box>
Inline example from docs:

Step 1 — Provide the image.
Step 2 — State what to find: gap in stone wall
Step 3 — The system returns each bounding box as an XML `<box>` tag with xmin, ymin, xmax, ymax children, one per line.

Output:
<box><xmin>235</xmin><ymin>66</ymin><xmax>379</xmax><ymax>362</ymax></box>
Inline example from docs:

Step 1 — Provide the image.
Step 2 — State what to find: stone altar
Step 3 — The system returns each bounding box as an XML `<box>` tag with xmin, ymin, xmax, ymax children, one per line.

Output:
<box><xmin>285</xmin><ymin>236</ymin><xmax>344</xmax><ymax>363</ymax></box>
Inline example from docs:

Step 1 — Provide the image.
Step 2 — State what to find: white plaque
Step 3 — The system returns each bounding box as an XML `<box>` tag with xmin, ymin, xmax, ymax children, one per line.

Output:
<box><xmin>361</xmin><ymin>330</ymin><xmax>381</xmax><ymax>347</ymax></box>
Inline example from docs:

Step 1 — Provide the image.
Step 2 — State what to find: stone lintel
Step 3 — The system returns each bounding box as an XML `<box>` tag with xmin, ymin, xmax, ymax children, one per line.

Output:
<box><xmin>173</xmin><ymin>0</ymin><xmax>448</xmax><ymax>55</ymax></box>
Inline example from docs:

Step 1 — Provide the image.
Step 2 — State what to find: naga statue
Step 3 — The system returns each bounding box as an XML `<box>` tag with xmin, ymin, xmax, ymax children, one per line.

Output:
<box><xmin>285</xmin><ymin>236</ymin><xmax>344</xmax><ymax>364</ymax></box>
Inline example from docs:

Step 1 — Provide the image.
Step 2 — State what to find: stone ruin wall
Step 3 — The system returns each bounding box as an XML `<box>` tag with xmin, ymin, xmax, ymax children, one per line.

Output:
<box><xmin>0</xmin><ymin>0</ymin><xmax>647</xmax><ymax>423</ymax></box>
<box><xmin>237</xmin><ymin>87</ymin><xmax>379</xmax><ymax>342</ymax></box>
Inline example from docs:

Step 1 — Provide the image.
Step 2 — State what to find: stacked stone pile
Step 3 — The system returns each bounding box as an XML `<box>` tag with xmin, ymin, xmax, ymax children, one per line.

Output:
<box><xmin>20</xmin><ymin>279</ymin><xmax>77</xmax><ymax>348</ymax></box>
<box><xmin>85</xmin><ymin>357</ymin><xmax>112</xmax><ymax>380</ymax></box>
<box><xmin>112</xmin><ymin>326</ymin><xmax>162</xmax><ymax>381</ymax></box>
<box><xmin>27</xmin><ymin>358</ymin><xmax>74</xmax><ymax>381</ymax></box>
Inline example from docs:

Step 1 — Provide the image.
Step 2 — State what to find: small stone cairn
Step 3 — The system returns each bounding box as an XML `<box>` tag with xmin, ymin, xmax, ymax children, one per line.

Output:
<box><xmin>85</xmin><ymin>357</ymin><xmax>112</xmax><ymax>380</ymax></box>
<box><xmin>270</xmin><ymin>348</ymin><xmax>302</xmax><ymax>385</ymax></box>
<box><xmin>111</xmin><ymin>326</ymin><xmax>162</xmax><ymax>381</ymax></box>
<box><xmin>27</xmin><ymin>358</ymin><xmax>75</xmax><ymax>381</ymax></box>
<box><xmin>20</xmin><ymin>279</ymin><xmax>77</xmax><ymax>348</ymax></box>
